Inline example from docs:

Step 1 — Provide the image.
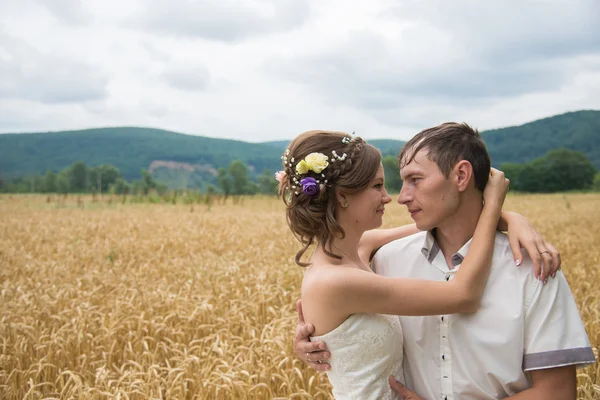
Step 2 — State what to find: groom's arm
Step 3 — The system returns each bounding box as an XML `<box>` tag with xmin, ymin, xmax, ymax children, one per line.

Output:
<box><xmin>293</xmin><ymin>300</ymin><xmax>331</xmax><ymax>371</ymax></box>
<box><xmin>390</xmin><ymin>367</ymin><xmax>576</xmax><ymax>400</ymax></box>
<box><xmin>503</xmin><ymin>366</ymin><xmax>576</xmax><ymax>399</ymax></box>
<box><xmin>512</xmin><ymin>261</ymin><xmax>594</xmax><ymax>399</ymax></box>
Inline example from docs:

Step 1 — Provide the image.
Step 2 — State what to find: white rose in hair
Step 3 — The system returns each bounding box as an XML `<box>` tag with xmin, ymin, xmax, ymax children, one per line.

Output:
<box><xmin>304</xmin><ymin>152</ymin><xmax>329</xmax><ymax>173</ymax></box>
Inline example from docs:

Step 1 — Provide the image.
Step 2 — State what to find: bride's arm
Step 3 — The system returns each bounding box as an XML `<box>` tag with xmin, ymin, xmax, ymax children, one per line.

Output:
<box><xmin>359</xmin><ymin>224</ymin><xmax>420</xmax><ymax>257</ymax></box>
<box><xmin>312</xmin><ymin>169</ymin><xmax>508</xmax><ymax>317</ymax></box>
<box><xmin>360</xmin><ymin>213</ymin><xmax>560</xmax><ymax>281</ymax></box>
<box><xmin>324</xmin><ymin>200</ymin><xmax>503</xmax><ymax>316</ymax></box>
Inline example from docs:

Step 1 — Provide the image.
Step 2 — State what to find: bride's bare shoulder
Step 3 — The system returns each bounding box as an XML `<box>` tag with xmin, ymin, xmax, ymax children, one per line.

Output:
<box><xmin>301</xmin><ymin>262</ymin><xmax>369</xmax><ymax>300</ymax></box>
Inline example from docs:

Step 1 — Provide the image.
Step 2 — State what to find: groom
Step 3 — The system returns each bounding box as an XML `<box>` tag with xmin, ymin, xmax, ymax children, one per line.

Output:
<box><xmin>294</xmin><ymin>122</ymin><xmax>595</xmax><ymax>399</ymax></box>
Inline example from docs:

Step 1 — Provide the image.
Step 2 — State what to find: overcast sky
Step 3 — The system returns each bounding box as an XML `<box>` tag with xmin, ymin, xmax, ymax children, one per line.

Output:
<box><xmin>1</xmin><ymin>0</ymin><xmax>599</xmax><ymax>142</ymax></box>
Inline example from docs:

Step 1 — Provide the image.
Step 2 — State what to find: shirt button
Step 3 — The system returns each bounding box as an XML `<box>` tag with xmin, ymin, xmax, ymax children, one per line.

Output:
<box><xmin>441</xmin><ymin>316</ymin><xmax>444</xmax><ymax>321</ymax></box>
<box><xmin>444</xmin><ymin>396</ymin><xmax>448</xmax><ymax>400</ymax></box>
<box><xmin>442</xmin><ymin>355</ymin><xmax>445</xmax><ymax>360</ymax></box>
<box><xmin>446</xmin><ymin>275</ymin><xmax>450</xmax><ymax>281</ymax></box>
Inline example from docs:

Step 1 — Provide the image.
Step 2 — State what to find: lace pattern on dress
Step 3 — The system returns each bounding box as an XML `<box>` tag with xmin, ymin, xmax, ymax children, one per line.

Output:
<box><xmin>311</xmin><ymin>313</ymin><xmax>404</xmax><ymax>400</ymax></box>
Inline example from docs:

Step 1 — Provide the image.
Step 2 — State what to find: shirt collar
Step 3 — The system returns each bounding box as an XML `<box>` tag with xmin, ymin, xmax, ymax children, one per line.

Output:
<box><xmin>421</xmin><ymin>230</ymin><xmax>440</xmax><ymax>263</ymax></box>
<box><xmin>421</xmin><ymin>230</ymin><xmax>473</xmax><ymax>267</ymax></box>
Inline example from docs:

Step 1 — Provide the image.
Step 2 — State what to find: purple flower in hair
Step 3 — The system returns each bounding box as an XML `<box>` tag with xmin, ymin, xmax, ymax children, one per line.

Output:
<box><xmin>300</xmin><ymin>177</ymin><xmax>319</xmax><ymax>196</ymax></box>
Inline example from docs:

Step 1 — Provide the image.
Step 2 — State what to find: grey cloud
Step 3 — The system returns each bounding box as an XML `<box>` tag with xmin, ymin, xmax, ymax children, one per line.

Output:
<box><xmin>161</xmin><ymin>65</ymin><xmax>211</xmax><ymax>92</ymax></box>
<box><xmin>33</xmin><ymin>0</ymin><xmax>91</xmax><ymax>25</ymax></box>
<box><xmin>0</xmin><ymin>33</ymin><xmax>108</xmax><ymax>103</ymax></box>
<box><xmin>140</xmin><ymin>40</ymin><xmax>172</xmax><ymax>62</ymax></box>
<box><xmin>132</xmin><ymin>0</ymin><xmax>310</xmax><ymax>42</ymax></box>
<box><xmin>359</xmin><ymin>60</ymin><xmax>565</xmax><ymax>102</ymax></box>
<box><xmin>272</xmin><ymin>33</ymin><xmax>564</xmax><ymax>110</ymax></box>
<box><xmin>271</xmin><ymin>0</ymin><xmax>600</xmax><ymax>113</ymax></box>
<box><xmin>387</xmin><ymin>0</ymin><xmax>600</xmax><ymax>62</ymax></box>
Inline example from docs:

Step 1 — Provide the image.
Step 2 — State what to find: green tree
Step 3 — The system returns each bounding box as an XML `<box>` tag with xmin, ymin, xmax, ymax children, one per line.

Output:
<box><xmin>516</xmin><ymin>164</ymin><xmax>543</xmax><ymax>192</ymax></box>
<box><xmin>228</xmin><ymin>160</ymin><xmax>251</xmax><ymax>195</ymax></box>
<box><xmin>44</xmin><ymin>170</ymin><xmax>57</xmax><ymax>192</ymax></box>
<box><xmin>131</xmin><ymin>180</ymin><xmax>144</xmax><ymax>195</ymax></box>
<box><xmin>14</xmin><ymin>178</ymin><xmax>30</xmax><ymax>193</ymax></box>
<box><xmin>511</xmin><ymin>149</ymin><xmax>596</xmax><ymax>192</ymax></box>
<box><xmin>88</xmin><ymin>168</ymin><xmax>98</xmax><ymax>192</ymax></box>
<box><xmin>206</xmin><ymin>184</ymin><xmax>217</xmax><ymax>195</ymax></box>
<box><xmin>544</xmin><ymin>148</ymin><xmax>596</xmax><ymax>191</ymax></box>
<box><xmin>69</xmin><ymin>161</ymin><xmax>88</xmax><ymax>192</ymax></box>
<box><xmin>217</xmin><ymin>167</ymin><xmax>232</xmax><ymax>197</ymax></box>
<box><xmin>498</xmin><ymin>163</ymin><xmax>524</xmax><ymax>191</ymax></box>
<box><xmin>382</xmin><ymin>155</ymin><xmax>402</xmax><ymax>193</ymax></box>
<box><xmin>141</xmin><ymin>169</ymin><xmax>156</xmax><ymax>195</ymax></box>
<box><xmin>93</xmin><ymin>164</ymin><xmax>122</xmax><ymax>193</ymax></box>
<box><xmin>155</xmin><ymin>182</ymin><xmax>169</xmax><ymax>195</ymax></box>
<box><xmin>56</xmin><ymin>171</ymin><xmax>70</xmax><ymax>194</ymax></box>
<box><xmin>28</xmin><ymin>175</ymin><xmax>44</xmax><ymax>193</ymax></box>
<box><xmin>258</xmin><ymin>168</ymin><xmax>277</xmax><ymax>195</ymax></box>
<box><xmin>245</xmin><ymin>181</ymin><xmax>258</xmax><ymax>195</ymax></box>
<box><xmin>110</xmin><ymin>178</ymin><xmax>131</xmax><ymax>195</ymax></box>
<box><xmin>592</xmin><ymin>172</ymin><xmax>600</xmax><ymax>191</ymax></box>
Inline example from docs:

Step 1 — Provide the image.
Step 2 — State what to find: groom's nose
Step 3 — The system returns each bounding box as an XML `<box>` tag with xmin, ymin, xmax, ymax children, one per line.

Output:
<box><xmin>398</xmin><ymin>185</ymin><xmax>406</xmax><ymax>204</ymax></box>
<box><xmin>397</xmin><ymin>185</ymin><xmax>410</xmax><ymax>205</ymax></box>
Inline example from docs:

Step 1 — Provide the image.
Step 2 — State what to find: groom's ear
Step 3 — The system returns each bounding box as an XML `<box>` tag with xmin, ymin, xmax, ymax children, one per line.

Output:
<box><xmin>453</xmin><ymin>160</ymin><xmax>474</xmax><ymax>192</ymax></box>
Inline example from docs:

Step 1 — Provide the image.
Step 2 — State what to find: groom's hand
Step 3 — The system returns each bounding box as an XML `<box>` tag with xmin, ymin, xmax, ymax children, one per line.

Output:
<box><xmin>294</xmin><ymin>299</ymin><xmax>331</xmax><ymax>371</ymax></box>
<box><xmin>389</xmin><ymin>376</ymin><xmax>425</xmax><ymax>400</ymax></box>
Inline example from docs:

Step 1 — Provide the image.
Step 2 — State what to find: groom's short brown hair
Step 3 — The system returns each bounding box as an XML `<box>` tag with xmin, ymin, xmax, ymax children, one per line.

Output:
<box><xmin>398</xmin><ymin>122</ymin><xmax>491</xmax><ymax>192</ymax></box>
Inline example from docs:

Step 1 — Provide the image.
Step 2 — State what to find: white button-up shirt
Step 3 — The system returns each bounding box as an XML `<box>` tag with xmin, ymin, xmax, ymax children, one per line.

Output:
<box><xmin>373</xmin><ymin>231</ymin><xmax>595</xmax><ymax>400</ymax></box>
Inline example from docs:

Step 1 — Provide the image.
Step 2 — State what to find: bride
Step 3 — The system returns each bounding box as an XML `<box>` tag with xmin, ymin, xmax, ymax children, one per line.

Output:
<box><xmin>277</xmin><ymin>130</ymin><xmax>557</xmax><ymax>399</ymax></box>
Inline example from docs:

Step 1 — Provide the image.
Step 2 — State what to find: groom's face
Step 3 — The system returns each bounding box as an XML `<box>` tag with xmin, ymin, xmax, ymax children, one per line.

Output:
<box><xmin>398</xmin><ymin>149</ymin><xmax>460</xmax><ymax>231</ymax></box>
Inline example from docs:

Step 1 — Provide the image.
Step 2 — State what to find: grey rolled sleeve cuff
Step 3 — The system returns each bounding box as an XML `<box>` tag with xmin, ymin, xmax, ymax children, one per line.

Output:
<box><xmin>523</xmin><ymin>347</ymin><xmax>596</xmax><ymax>371</ymax></box>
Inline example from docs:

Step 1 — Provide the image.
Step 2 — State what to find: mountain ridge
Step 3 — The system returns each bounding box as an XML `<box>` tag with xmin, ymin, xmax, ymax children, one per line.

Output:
<box><xmin>1</xmin><ymin>110</ymin><xmax>598</xmax><ymax>188</ymax></box>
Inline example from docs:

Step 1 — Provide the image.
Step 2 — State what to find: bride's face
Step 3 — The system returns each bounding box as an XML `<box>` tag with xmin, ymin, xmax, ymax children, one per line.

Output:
<box><xmin>342</xmin><ymin>164</ymin><xmax>392</xmax><ymax>231</ymax></box>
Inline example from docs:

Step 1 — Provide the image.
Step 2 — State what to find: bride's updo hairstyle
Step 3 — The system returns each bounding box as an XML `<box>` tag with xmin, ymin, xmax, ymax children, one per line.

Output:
<box><xmin>278</xmin><ymin>130</ymin><xmax>382</xmax><ymax>266</ymax></box>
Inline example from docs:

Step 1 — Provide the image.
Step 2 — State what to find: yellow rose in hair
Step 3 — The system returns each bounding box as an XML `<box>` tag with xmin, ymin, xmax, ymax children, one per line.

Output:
<box><xmin>304</xmin><ymin>152</ymin><xmax>329</xmax><ymax>173</ymax></box>
<box><xmin>296</xmin><ymin>160</ymin><xmax>310</xmax><ymax>174</ymax></box>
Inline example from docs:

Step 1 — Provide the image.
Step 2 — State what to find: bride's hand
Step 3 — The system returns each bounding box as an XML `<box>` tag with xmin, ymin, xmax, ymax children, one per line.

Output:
<box><xmin>503</xmin><ymin>212</ymin><xmax>561</xmax><ymax>281</ymax></box>
<box><xmin>483</xmin><ymin>168</ymin><xmax>509</xmax><ymax>208</ymax></box>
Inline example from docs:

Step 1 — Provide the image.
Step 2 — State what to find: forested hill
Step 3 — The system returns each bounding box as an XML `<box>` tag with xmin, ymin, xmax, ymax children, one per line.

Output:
<box><xmin>0</xmin><ymin>127</ymin><xmax>282</xmax><ymax>180</ymax></box>
<box><xmin>260</xmin><ymin>139</ymin><xmax>406</xmax><ymax>157</ymax></box>
<box><xmin>0</xmin><ymin>110</ymin><xmax>598</xmax><ymax>183</ymax></box>
<box><xmin>0</xmin><ymin>128</ymin><xmax>405</xmax><ymax>181</ymax></box>
<box><xmin>259</xmin><ymin>112</ymin><xmax>600</xmax><ymax>168</ymax></box>
<box><xmin>483</xmin><ymin>110</ymin><xmax>600</xmax><ymax>168</ymax></box>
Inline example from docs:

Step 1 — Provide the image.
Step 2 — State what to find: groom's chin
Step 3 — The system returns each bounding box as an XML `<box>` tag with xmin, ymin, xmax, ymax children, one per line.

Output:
<box><xmin>414</xmin><ymin>220</ymin><xmax>431</xmax><ymax>231</ymax></box>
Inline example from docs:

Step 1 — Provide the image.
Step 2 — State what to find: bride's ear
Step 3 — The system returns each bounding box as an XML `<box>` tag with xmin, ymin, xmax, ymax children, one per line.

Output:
<box><xmin>336</xmin><ymin>190</ymin><xmax>349</xmax><ymax>208</ymax></box>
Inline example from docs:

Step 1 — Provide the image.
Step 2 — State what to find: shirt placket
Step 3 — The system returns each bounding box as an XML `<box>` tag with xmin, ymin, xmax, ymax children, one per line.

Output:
<box><xmin>429</xmin><ymin>246</ymin><xmax>461</xmax><ymax>400</ymax></box>
<box><xmin>440</xmin><ymin>300</ymin><xmax>453</xmax><ymax>399</ymax></box>
<box><xmin>440</xmin><ymin>268</ymin><xmax>458</xmax><ymax>400</ymax></box>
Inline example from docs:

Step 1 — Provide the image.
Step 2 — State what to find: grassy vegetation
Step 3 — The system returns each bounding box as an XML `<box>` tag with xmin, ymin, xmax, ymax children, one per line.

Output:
<box><xmin>0</xmin><ymin>194</ymin><xmax>598</xmax><ymax>399</ymax></box>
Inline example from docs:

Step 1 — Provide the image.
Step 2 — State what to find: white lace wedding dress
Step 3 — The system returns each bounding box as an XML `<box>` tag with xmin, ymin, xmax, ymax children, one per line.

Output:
<box><xmin>310</xmin><ymin>313</ymin><xmax>404</xmax><ymax>399</ymax></box>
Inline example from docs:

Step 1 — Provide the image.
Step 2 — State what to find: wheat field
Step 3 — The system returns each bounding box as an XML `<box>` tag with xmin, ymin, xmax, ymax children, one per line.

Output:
<box><xmin>1</xmin><ymin>193</ymin><xmax>598</xmax><ymax>399</ymax></box>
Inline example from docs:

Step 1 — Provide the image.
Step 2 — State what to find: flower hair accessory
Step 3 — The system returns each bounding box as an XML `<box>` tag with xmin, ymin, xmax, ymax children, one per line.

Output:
<box><xmin>275</xmin><ymin>170</ymin><xmax>287</xmax><ymax>183</ymax></box>
<box><xmin>296</xmin><ymin>152</ymin><xmax>329</xmax><ymax>175</ymax></box>
<box><xmin>280</xmin><ymin>150</ymin><xmax>330</xmax><ymax>196</ymax></box>
<box><xmin>300</xmin><ymin>177</ymin><xmax>319</xmax><ymax>196</ymax></box>
<box><xmin>341</xmin><ymin>132</ymin><xmax>357</xmax><ymax>144</ymax></box>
